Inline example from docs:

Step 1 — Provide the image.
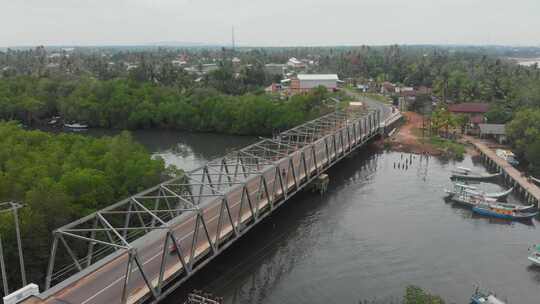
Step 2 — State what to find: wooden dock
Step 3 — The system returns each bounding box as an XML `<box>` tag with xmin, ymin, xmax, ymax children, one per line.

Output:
<box><xmin>464</xmin><ymin>135</ymin><xmax>540</xmax><ymax>206</ymax></box>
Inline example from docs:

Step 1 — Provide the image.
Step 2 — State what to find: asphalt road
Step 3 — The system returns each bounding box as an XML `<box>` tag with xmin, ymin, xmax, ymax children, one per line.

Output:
<box><xmin>345</xmin><ymin>89</ymin><xmax>394</xmax><ymax>120</ymax></box>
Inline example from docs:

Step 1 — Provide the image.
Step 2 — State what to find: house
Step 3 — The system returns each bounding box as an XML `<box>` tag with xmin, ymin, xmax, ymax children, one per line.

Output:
<box><xmin>265</xmin><ymin>63</ymin><xmax>287</xmax><ymax>76</ymax></box>
<box><xmin>265</xmin><ymin>83</ymin><xmax>281</xmax><ymax>94</ymax></box>
<box><xmin>232</xmin><ymin>57</ymin><xmax>241</xmax><ymax>65</ymax></box>
<box><xmin>290</xmin><ymin>74</ymin><xmax>339</xmax><ymax>94</ymax></box>
<box><xmin>356</xmin><ymin>84</ymin><xmax>369</xmax><ymax>93</ymax></box>
<box><xmin>416</xmin><ymin>86</ymin><xmax>432</xmax><ymax>95</ymax></box>
<box><xmin>448</xmin><ymin>102</ymin><xmax>489</xmax><ymax>123</ymax></box>
<box><xmin>479</xmin><ymin>124</ymin><xmax>506</xmax><ymax>143</ymax></box>
<box><xmin>185</xmin><ymin>63</ymin><xmax>219</xmax><ymax>75</ymax></box>
<box><xmin>396</xmin><ymin>86</ymin><xmax>414</xmax><ymax>94</ymax></box>
<box><xmin>287</xmin><ymin>57</ymin><xmax>305</xmax><ymax>69</ymax></box>
<box><xmin>171</xmin><ymin>60</ymin><xmax>187</xmax><ymax>67</ymax></box>
<box><xmin>448</xmin><ymin>102</ymin><xmax>490</xmax><ymax>134</ymax></box>
<box><xmin>380</xmin><ymin>81</ymin><xmax>396</xmax><ymax>95</ymax></box>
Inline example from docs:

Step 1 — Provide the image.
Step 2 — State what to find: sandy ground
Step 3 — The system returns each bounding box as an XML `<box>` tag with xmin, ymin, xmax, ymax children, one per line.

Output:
<box><xmin>386</xmin><ymin>112</ymin><xmax>441</xmax><ymax>155</ymax></box>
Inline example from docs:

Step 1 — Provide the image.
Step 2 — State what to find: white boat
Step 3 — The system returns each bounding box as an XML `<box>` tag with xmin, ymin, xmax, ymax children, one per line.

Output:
<box><xmin>496</xmin><ymin>149</ymin><xmax>519</xmax><ymax>166</ymax></box>
<box><xmin>64</xmin><ymin>123</ymin><xmax>89</xmax><ymax>130</ymax></box>
<box><xmin>471</xmin><ymin>288</ymin><xmax>506</xmax><ymax>304</ymax></box>
<box><xmin>528</xmin><ymin>244</ymin><xmax>540</xmax><ymax>266</ymax></box>
<box><xmin>445</xmin><ymin>183</ymin><xmax>514</xmax><ymax>201</ymax></box>
<box><xmin>451</xmin><ymin>166</ymin><xmax>472</xmax><ymax>175</ymax></box>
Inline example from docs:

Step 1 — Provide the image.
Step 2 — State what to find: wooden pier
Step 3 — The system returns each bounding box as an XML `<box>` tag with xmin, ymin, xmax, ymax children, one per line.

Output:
<box><xmin>464</xmin><ymin>135</ymin><xmax>540</xmax><ymax>206</ymax></box>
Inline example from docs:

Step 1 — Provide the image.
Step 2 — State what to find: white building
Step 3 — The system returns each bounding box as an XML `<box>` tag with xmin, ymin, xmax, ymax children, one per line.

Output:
<box><xmin>291</xmin><ymin>74</ymin><xmax>339</xmax><ymax>93</ymax></box>
<box><xmin>287</xmin><ymin>57</ymin><xmax>305</xmax><ymax>69</ymax></box>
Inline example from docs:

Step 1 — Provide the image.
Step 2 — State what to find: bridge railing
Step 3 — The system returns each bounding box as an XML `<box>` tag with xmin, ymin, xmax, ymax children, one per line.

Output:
<box><xmin>41</xmin><ymin>108</ymin><xmax>381</xmax><ymax>304</ymax></box>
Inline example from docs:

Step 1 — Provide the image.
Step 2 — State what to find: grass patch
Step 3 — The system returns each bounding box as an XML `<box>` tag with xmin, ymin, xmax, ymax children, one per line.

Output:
<box><xmin>363</xmin><ymin>93</ymin><xmax>393</xmax><ymax>105</ymax></box>
<box><xmin>429</xmin><ymin>136</ymin><xmax>466</xmax><ymax>160</ymax></box>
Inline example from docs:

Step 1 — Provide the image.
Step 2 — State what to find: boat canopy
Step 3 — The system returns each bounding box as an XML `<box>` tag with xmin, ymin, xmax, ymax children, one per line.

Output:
<box><xmin>455</xmin><ymin>183</ymin><xmax>477</xmax><ymax>190</ymax></box>
<box><xmin>487</xmin><ymin>295</ymin><xmax>506</xmax><ymax>304</ymax></box>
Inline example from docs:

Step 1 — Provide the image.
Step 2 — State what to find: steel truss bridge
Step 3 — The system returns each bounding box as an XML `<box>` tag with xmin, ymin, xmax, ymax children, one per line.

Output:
<box><xmin>30</xmin><ymin>108</ymin><xmax>388</xmax><ymax>304</ymax></box>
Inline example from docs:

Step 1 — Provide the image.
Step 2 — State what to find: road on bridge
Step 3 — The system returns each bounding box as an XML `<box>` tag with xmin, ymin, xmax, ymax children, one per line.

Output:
<box><xmin>344</xmin><ymin>89</ymin><xmax>393</xmax><ymax>121</ymax></box>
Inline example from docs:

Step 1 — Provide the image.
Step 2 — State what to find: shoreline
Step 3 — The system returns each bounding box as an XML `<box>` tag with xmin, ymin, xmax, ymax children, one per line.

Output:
<box><xmin>383</xmin><ymin>111</ymin><xmax>467</xmax><ymax>158</ymax></box>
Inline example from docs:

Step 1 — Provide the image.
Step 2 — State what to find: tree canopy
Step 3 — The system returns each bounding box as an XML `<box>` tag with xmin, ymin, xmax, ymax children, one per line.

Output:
<box><xmin>0</xmin><ymin>123</ymin><xmax>168</xmax><ymax>289</ymax></box>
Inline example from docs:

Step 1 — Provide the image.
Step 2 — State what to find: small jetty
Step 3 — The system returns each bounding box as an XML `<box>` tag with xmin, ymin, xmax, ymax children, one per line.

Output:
<box><xmin>464</xmin><ymin>135</ymin><xmax>540</xmax><ymax>207</ymax></box>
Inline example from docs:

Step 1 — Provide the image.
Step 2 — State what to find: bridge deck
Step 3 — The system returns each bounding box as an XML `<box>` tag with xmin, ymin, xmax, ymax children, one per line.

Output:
<box><xmin>28</xmin><ymin>109</ymin><xmax>384</xmax><ymax>304</ymax></box>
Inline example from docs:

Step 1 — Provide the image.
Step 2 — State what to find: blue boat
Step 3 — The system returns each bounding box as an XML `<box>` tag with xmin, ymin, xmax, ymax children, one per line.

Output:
<box><xmin>471</xmin><ymin>289</ymin><xmax>506</xmax><ymax>304</ymax></box>
<box><xmin>472</xmin><ymin>204</ymin><xmax>538</xmax><ymax>221</ymax></box>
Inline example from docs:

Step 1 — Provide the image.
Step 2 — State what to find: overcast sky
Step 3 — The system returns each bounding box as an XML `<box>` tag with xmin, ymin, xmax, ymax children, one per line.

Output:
<box><xmin>2</xmin><ymin>0</ymin><xmax>539</xmax><ymax>47</ymax></box>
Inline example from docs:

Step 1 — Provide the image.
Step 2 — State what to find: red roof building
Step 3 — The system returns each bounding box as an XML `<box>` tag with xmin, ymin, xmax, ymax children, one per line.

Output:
<box><xmin>448</xmin><ymin>103</ymin><xmax>490</xmax><ymax>114</ymax></box>
<box><xmin>470</xmin><ymin>115</ymin><xmax>485</xmax><ymax>124</ymax></box>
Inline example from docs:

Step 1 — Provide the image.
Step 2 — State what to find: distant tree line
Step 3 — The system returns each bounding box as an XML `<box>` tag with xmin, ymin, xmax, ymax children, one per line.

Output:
<box><xmin>0</xmin><ymin>76</ymin><xmax>334</xmax><ymax>135</ymax></box>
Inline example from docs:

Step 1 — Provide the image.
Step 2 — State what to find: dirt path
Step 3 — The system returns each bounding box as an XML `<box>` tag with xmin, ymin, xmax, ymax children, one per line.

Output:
<box><xmin>388</xmin><ymin>112</ymin><xmax>441</xmax><ymax>155</ymax></box>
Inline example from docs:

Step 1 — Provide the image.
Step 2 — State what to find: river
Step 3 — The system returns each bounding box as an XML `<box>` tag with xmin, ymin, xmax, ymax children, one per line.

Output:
<box><xmin>99</xmin><ymin>130</ymin><xmax>540</xmax><ymax>303</ymax></box>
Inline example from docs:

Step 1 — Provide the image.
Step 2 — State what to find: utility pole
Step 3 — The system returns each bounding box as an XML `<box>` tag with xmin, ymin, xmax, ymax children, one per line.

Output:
<box><xmin>231</xmin><ymin>26</ymin><xmax>236</xmax><ymax>52</ymax></box>
<box><xmin>0</xmin><ymin>236</ymin><xmax>8</xmax><ymax>294</ymax></box>
<box><xmin>12</xmin><ymin>204</ymin><xmax>26</xmax><ymax>286</ymax></box>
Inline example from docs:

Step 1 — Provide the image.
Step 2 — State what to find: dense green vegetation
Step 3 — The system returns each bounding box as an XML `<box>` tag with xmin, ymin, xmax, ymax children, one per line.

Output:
<box><xmin>428</xmin><ymin>136</ymin><xmax>466</xmax><ymax>160</ymax></box>
<box><xmin>358</xmin><ymin>286</ymin><xmax>445</xmax><ymax>304</ymax></box>
<box><xmin>0</xmin><ymin>77</ymin><xmax>335</xmax><ymax>135</ymax></box>
<box><xmin>0</xmin><ymin>122</ymin><xmax>169</xmax><ymax>289</ymax></box>
<box><xmin>506</xmin><ymin>109</ymin><xmax>540</xmax><ymax>174</ymax></box>
<box><xmin>403</xmin><ymin>286</ymin><xmax>445</xmax><ymax>304</ymax></box>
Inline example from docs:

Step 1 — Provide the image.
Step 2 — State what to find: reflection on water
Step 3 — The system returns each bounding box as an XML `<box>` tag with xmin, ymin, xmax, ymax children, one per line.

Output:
<box><xmin>162</xmin><ymin>147</ymin><xmax>539</xmax><ymax>304</ymax></box>
<box><xmin>49</xmin><ymin>128</ymin><xmax>540</xmax><ymax>302</ymax></box>
<box><xmin>86</xmin><ymin>129</ymin><xmax>256</xmax><ymax>171</ymax></box>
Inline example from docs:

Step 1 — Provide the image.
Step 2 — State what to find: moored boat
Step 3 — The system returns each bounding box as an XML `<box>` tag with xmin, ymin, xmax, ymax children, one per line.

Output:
<box><xmin>451</xmin><ymin>166</ymin><xmax>472</xmax><ymax>175</ymax></box>
<box><xmin>64</xmin><ymin>122</ymin><xmax>89</xmax><ymax>131</ymax></box>
<box><xmin>471</xmin><ymin>289</ymin><xmax>506</xmax><ymax>304</ymax></box>
<box><xmin>472</xmin><ymin>204</ymin><xmax>538</xmax><ymax>221</ymax></box>
<box><xmin>528</xmin><ymin>244</ymin><xmax>540</xmax><ymax>266</ymax></box>
<box><xmin>446</xmin><ymin>185</ymin><xmax>536</xmax><ymax>212</ymax></box>
<box><xmin>445</xmin><ymin>183</ymin><xmax>514</xmax><ymax>201</ymax></box>
<box><xmin>451</xmin><ymin>171</ymin><xmax>502</xmax><ymax>181</ymax></box>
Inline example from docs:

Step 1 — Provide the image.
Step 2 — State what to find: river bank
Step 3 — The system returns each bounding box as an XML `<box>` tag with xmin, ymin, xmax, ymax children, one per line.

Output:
<box><xmin>385</xmin><ymin>112</ymin><xmax>466</xmax><ymax>159</ymax></box>
<box><xmin>161</xmin><ymin>144</ymin><xmax>539</xmax><ymax>304</ymax></box>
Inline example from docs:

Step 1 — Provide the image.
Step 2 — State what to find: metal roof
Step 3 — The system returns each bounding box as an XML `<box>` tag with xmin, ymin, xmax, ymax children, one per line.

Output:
<box><xmin>448</xmin><ymin>102</ymin><xmax>490</xmax><ymax>113</ymax></box>
<box><xmin>297</xmin><ymin>74</ymin><xmax>339</xmax><ymax>81</ymax></box>
<box><xmin>479</xmin><ymin>123</ymin><xmax>506</xmax><ymax>135</ymax></box>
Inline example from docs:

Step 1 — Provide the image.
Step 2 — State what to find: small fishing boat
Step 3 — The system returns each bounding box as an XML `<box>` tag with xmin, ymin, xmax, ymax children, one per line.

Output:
<box><xmin>445</xmin><ymin>183</ymin><xmax>514</xmax><ymax>201</ymax></box>
<box><xmin>446</xmin><ymin>186</ymin><xmax>536</xmax><ymax>212</ymax></box>
<box><xmin>472</xmin><ymin>204</ymin><xmax>538</xmax><ymax>221</ymax></box>
<box><xmin>451</xmin><ymin>171</ymin><xmax>502</xmax><ymax>181</ymax></box>
<box><xmin>446</xmin><ymin>188</ymin><xmax>487</xmax><ymax>208</ymax></box>
<box><xmin>64</xmin><ymin>122</ymin><xmax>89</xmax><ymax>131</ymax></box>
<box><xmin>471</xmin><ymin>289</ymin><xmax>506</xmax><ymax>304</ymax></box>
<box><xmin>483</xmin><ymin>187</ymin><xmax>514</xmax><ymax>200</ymax></box>
<box><xmin>451</xmin><ymin>166</ymin><xmax>472</xmax><ymax>174</ymax></box>
<box><xmin>528</xmin><ymin>244</ymin><xmax>540</xmax><ymax>266</ymax></box>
